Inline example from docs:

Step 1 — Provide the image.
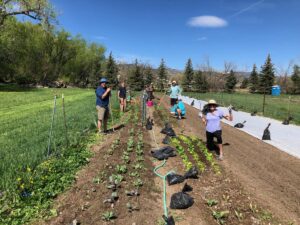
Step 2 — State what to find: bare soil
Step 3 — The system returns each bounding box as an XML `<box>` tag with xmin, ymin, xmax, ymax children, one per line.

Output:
<box><xmin>159</xmin><ymin>96</ymin><xmax>300</xmax><ymax>224</ymax></box>
<box><xmin>36</xmin><ymin>97</ymin><xmax>300</xmax><ymax>225</ymax></box>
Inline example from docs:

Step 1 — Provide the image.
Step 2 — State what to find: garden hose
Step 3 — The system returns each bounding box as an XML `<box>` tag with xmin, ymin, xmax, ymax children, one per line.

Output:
<box><xmin>153</xmin><ymin>160</ymin><xmax>175</xmax><ymax>218</ymax></box>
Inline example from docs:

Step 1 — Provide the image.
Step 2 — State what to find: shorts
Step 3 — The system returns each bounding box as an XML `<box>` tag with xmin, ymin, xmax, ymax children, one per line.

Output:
<box><xmin>96</xmin><ymin>106</ymin><xmax>109</xmax><ymax>121</ymax></box>
<box><xmin>206</xmin><ymin>130</ymin><xmax>222</xmax><ymax>150</ymax></box>
<box><xmin>170</xmin><ymin>98</ymin><xmax>178</xmax><ymax>106</ymax></box>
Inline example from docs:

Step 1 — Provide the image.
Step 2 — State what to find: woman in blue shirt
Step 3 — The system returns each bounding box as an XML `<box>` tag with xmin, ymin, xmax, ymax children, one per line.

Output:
<box><xmin>169</xmin><ymin>80</ymin><xmax>182</xmax><ymax>106</ymax></box>
<box><xmin>171</xmin><ymin>99</ymin><xmax>186</xmax><ymax>120</ymax></box>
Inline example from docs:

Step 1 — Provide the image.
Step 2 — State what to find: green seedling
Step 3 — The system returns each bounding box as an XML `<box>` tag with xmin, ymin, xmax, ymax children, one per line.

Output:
<box><xmin>207</xmin><ymin>199</ymin><xmax>218</xmax><ymax>207</ymax></box>
<box><xmin>212</xmin><ymin>210</ymin><xmax>229</xmax><ymax>224</ymax></box>
<box><xmin>132</xmin><ymin>163</ymin><xmax>144</xmax><ymax>170</ymax></box>
<box><xmin>101</xmin><ymin>211</ymin><xmax>116</xmax><ymax>221</ymax></box>
<box><xmin>234</xmin><ymin>210</ymin><xmax>243</xmax><ymax>221</ymax></box>
<box><xmin>116</xmin><ymin>165</ymin><xmax>127</xmax><ymax>174</ymax></box>
<box><xmin>249</xmin><ymin>203</ymin><xmax>259</xmax><ymax>213</ymax></box>
<box><xmin>136</xmin><ymin>156</ymin><xmax>144</xmax><ymax>162</ymax></box>
<box><xmin>260</xmin><ymin>210</ymin><xmax>272</xmax><ymax>221</ymax></box>
<box><xmin>129</xmin><ymin>171</ymin><xmax>140</xmax><ymax>177</ymax></box>
<box><xmin>133</xmin><ymin>178</ymin><xmax>143</xmax><ymax>187</ymax></box>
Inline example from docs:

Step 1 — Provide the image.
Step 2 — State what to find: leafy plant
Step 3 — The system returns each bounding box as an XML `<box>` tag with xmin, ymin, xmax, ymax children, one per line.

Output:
<box><xmin>133</xmin><ymin>178</ymin><xmax>143</xmax><ymax>187</ymax></box>
<box><xmin>101</xmin><ymin>211</ymin><xmax>116</xmax><ymax>221</ymax></box>
<box><xmin>115</xmin><ymin>165</ymin><xmax>127</xmax><ymax>174</ymax></box>
<box><xmin>207</xmin><ymin>199</ymin><xmax>218</xmax><ymax>207</ymax></box>
<box><xmin>212</xmin><ymin>210</ymin><xmax>229</xmax><ymax>224</ymax></box>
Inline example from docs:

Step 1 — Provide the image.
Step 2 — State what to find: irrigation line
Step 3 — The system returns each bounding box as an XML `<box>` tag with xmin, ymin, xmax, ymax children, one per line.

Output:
<box><xmin>47</xmin><ymin>95</ymin><xmax>57</xmax><ymax>157</ymax></box>
<box><xmin>153</xmin><ymin>160</ymin><xmax>175</xmax><ymax>218</ymax></box>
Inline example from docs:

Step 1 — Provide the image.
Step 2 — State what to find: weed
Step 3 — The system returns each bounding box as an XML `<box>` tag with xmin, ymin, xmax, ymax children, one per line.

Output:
<box><xmin>207</xmin><ymin>199</ymin><xmax>218</xmax><ymax>207</ymax></box>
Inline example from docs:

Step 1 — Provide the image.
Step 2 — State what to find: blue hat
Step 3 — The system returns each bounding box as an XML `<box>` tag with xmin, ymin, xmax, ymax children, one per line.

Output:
<box><xmin>100</xmin><ymin>78</ymin><xmax>108</xmax><ymax>83</ymax></box>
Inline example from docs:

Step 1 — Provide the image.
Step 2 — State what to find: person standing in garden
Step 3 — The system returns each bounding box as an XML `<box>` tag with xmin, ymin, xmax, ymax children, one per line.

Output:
<box><xmin>201</xmin><ymin>100</ymin><xmax>233</xmax><ymax>160</ymax></box>
<box><xmin>169</xmin><ymin>80</ymin><xmax>182</xmax><ymax>107</ymax></box>
<box><xmin>96</xmin><ymin>78</ymin><xmax>111</xmax><ymax>134</ymax></box>
<box><xmin>118</xmin><ymin>81</ymin><xmax>127</xmax><ymax>112</ymax></box>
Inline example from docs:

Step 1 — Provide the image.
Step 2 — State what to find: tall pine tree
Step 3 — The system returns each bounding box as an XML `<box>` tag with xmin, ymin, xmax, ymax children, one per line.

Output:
<box><xmin>157</xmin><ymin>58</ymin><xmax>167</xmax><ymax>91</ymax></box>
<box><xmin>291</xmin><ymin>65</ymin><xmax>300</xmax><ymax>93</ymax></box>
<box><xmin>259</xmin><ymin>54</ymin><xmax>275</xmax><ymax>94</ymax></box>
<box><xmin>128</xmin><ymin>59</ymin><xmax>144</xmax><ymax>91</ymax></box>
<box><xmin>105</xmin><ymin>52</ymin><xmax>119</xmax><ymax>88</ymax></box>
<box><xmin>225</xmin><ymin>70</ymin><xmax>237</xmax><ymax>93</ymax></box>
<box><xmin>193</xmin><ymin>70</ymin><xmax>208</xmax><ymax>93</ymax></box>
<box><xmin>144</xmin><ymin>65</ymin><xmax>154</xmax><ymax>85</ymax></box>
<box><xmin>182</xmin><ymin>58</ymin><xmax>194</xmax><ymax>91</ymax></box>
<box><xmin>249</xmin><ymin>64</ymin><xmax>259</xmax><ymax>93</ymax></box>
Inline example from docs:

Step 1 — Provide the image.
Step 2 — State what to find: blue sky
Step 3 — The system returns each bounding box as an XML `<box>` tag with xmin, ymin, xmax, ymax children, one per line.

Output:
<box><xmin>51</xmin><ymin>0</ymin><xmax>300</xmax><ymax>71</ymax></box>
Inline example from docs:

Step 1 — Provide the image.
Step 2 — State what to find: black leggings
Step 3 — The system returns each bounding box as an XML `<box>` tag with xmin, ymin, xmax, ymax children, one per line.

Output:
<box><xmin>206</xmin><ymin>130</ymin><xmax>222</xmax><ymax>151</ymax></box>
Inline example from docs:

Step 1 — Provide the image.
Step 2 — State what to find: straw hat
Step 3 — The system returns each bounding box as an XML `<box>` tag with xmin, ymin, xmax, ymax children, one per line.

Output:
<box><xmin>172</xmin><ymin>80</ymin><xmax>177</xmax><ymax>84</ymax></box>
<box><xmin>208</xmin><ymin>99</ymin><xmax>218</xmax><ymax>106</ymax></box>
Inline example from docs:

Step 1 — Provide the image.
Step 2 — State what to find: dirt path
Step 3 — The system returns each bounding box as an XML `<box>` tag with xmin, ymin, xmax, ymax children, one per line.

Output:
<box><xmin>161</xmin><ymin>97</ymin><xmax>300</xmax><ymax>224</ymax></box>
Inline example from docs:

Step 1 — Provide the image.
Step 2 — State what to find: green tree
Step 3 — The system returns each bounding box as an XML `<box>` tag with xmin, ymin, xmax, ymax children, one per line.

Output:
<box><xmin>249</xmin><ymin>64</ymin><xmax>259</xmax><ymax>93</ymax></box>
<box><xmin>259</xmin><ymin>54</ymin><xmax>275</xmax><ymax>94</ymax></box>
<box><xmin>240</xmin><ymin>78</ymin><xmax>249</xmax><ymax>89</ymax></box>
<box><xmin>143</xmin><ymin>65</ymin><xmax>153</xmax><ymax>85</ymax></box>
<box><xmin>225</xmin><ymin>70</ymin><xmax>237</xmax><ymax>93</ymax></box>
<box><xmin>182</xmin><ymin>58</ymin><xmax>194</xmax><ymax>91</ymax></box>
<box><xmin>193</xmin><ymin>70</ymin><xmax>208</xmax><ymax>93</ymax></box>
<box><xmin>157</xmin><ymin>58</ymin><xmax>167</xmax><ymax>91</ymax></box>
<box><xmin>128</xmin><ymin>59</ymin><xmax>144</xmax><ymax>91</ymax></box>
<box><xmin>0</xmin><ymin>0</ymin><xmax>55</xmax><ymax>27</ymax></box>
<box><xmin>291</xmin><ymin>65</ymin><xmax>300</xmax><ymax>93</ymax></box>
<box><xmin>104</xmin><ymin>52</ymin><xmax>119</xmax><ymax>88</ymax></box>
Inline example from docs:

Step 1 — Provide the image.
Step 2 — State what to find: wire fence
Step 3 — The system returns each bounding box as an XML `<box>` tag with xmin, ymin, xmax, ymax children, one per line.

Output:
<box><xmin>0</xmin><ymin>88</ymin><xmax>120</xmax><ymax>190</ymax></box>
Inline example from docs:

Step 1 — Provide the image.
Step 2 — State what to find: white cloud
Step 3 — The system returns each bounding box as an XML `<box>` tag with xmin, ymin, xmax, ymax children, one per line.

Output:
<box><xmin>197</xmin><ymin>37</ymin><xmax>207</xmax><ymax>41</ymax></box>
<box><xmin>187</xmin><ymin>16</ymin><xmax>228</xmax><ymax>28</ymax></box>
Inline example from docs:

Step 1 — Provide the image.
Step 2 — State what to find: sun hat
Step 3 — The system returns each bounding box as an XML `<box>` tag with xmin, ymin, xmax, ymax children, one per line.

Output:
<box><xmin>100</xmin><ymin>78</ymin><xmax>108</xmax><ymax>83</ymax></box>
<box><xmin>208</xmin><ymin>99</ymin><xmax>218</xmax><ymax>106</ymax></box>
<box><xmin>172</xmin><ymin>80</ymin><xmax>177</xmax><ymax>84</ymax></box>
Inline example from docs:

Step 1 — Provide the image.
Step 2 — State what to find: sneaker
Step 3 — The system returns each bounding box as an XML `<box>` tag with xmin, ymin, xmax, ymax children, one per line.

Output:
<box><xmin>217</xmin><ymin>155</ymin><xmax>224</xmax><ymax>161</ymax></box>
<box><xmin>178</xmin><ymin>116</ymin><xmax>182</xmax><ymax>120</ymax></box>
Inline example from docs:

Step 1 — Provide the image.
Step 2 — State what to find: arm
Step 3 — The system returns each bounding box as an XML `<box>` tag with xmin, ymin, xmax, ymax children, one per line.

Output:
<box><xmin>117</xmin><ymin>90</ymin><xmax>120</xmax><ymax>99</ymax></box>
<box><xmin>202</xmin><ymin>115</ymin><xmax>207</xmax><ymax>126</ymax></box>
<box><xmin>223</xmin><ymin>114</ymin><xmax>233</xmax><ymax>121</ymax></box>
<box><xmin>101</xmin><ymin>88</ymin><xmax>111</xmax><ymax>99</ymax></box>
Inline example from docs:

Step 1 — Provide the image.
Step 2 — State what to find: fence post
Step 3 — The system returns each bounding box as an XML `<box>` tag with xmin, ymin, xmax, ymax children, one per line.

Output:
<box><xmin>47</xmin><ymin>95</ymin><xmax>57</xmax><ymax>157</ymax></box>
<box><xmin>62</xmin><ymin>94</ymin><xmax>69</xmax><ymax>147</ymax></box>
<box><xmin>262</xmin><ymin>88</ymin><xmax>266</xmax><ymax>116</ymax></box>
<box><xmin>287</xmin><ymin>95</ymin><xmax>291</xmax><ymax>117</ymax></box>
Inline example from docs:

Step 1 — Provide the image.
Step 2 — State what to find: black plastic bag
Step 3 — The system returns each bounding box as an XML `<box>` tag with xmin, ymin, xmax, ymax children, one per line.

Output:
<box><xmin>184</xmin><ymin>166</ymin><xmax>199</xmax><ymax>179</ymax></box>
<box><xmin>162</xmin><ymin>135</ymin><xmax>170</xmax><ymax>144</ymax></box>
<box><xmin>146</xmin><ymin>117</ymin><xmax>153</xmax><ymax>130</ymax></box>
<box><xmin>166</xmin><ymin>173</ymin><xmax>185</xmax><ymax>185</ymax></box>
<box><xmin>161</xmin><ymin>123</ymin><xmax>176</xmax><ymax>137</ymax></box>
<box><xmin>151</xmin><ymin>146</ymin><xmax>176</xmax><ymax>160</ymax></box>
<box><xmin>182</xmin><ymin>183</ymin><xmax>193</xmax><ymax>193</ymax></box>
<box><xmin>170</xmin><ymin>192</ymin><xmax>194</xmax><ymax>209</ymax></box>
<box><xmin>234</xmin><ymin>121</ymin><xmax>246</xmax><ymax>128</ymax></box>
<box><xmin>161</xmin><ymin>123</ymin><xmax>172</xmax><ymax>134</ymax></box>
<box><xmin>191</xmin><ymin>100</ymin><xmax>194</xmax><ymax>106</ymax></box>
<box><xmin>162</xmin><ymin>215</ymin><xmax>175</xmax><ymax>225</ymax></box>
<box><xmin>262</xmin><ymin>123</ymin><xmax>271</xmax><ymax>140</ymax></box>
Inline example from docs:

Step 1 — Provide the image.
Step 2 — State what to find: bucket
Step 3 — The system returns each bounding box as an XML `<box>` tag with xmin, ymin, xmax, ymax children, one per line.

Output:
<box><xmin>147</xmin><ymin>100</ymin><xmax>153</xmax><ymax>107</ymax></box>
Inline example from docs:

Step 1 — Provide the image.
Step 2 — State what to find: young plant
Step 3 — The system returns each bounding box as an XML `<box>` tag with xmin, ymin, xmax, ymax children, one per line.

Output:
<box><xmin>207</xmin><ymin>199</ymin><xmax>218</xmax><ymax>207</ymax></box>
<box><xmin>101</xmin><ymin>211</ymin><xmax>117</xmax><ymax>221</ymax></box>
<box><xmin>115</xmin><ymin>165</ymin><xmax>127</xmax><ymax>174</ymax></box>
<box><xmin>133</xmin><ymin>178</ymin><xmax>143</xmax><ymax>187</ymax></box>
<box><xmin>212</xmin><ymin>210</ymin><xmax>229</xmax><ymax>224</ymax></box>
